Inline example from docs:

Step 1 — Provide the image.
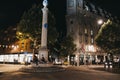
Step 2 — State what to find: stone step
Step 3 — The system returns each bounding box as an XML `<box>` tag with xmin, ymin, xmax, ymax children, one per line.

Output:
<box><xmin>19</xmin><ymin>66</ymin><xmax>65</xmax><ymax>72</ymax></box>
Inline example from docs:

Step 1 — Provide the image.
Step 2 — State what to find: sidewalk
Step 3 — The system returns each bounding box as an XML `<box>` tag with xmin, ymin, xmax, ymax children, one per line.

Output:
<box><xmin>66</xmin><ymin>65</ymin><xmax>104</xmax><ymax>72</ymax></box>
<box><xmin>0</xmin><ymin>64</ymin><xmax>65</xmax><ymax>73</ymax></box>
<box><xmin>67</xmin><ymin>65</ymin><xmax>120</xmax><ymax>74</ymax></box>
<box><xmin>0</xmin><ymin>64</ymin><xmax>26</xmax><ymax>72</ymax></box>
<box><xmin>88</xmin><ymin>65</ymin><xmax>120</xmax><ymax>74</ymax></box>
<box><xmin>0</xmin><ymin>64</ymin><xmax>104</xmax><ymax>72</ymax></box>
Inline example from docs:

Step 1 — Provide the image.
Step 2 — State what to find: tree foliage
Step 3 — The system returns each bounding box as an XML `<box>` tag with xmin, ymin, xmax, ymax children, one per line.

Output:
<box><xmin>17</xmin><ymin>4</ymin><xmax>42</xmax><ymax>40</ymax></box>
<box><xmin>95</xmin><ymin>20</ymin><xmax>120</xmax><ymax>54</ymax></box>
<box><xmin>60</xmin><ymin>35</ymin><xmax>76</xmax><ymax>57</ymax></box>
<box><xmin>16</xmin><ymin>4</ymin><xmax>58</xmax><ymax>48</ymax></box>
<box><xmin>53</xmin><ymin>35</ymin><xmax>76</xmax><ymax>57</ymax></box>
<box><xmin>16</xmin><ymin>4</ymin><xmax>76</xmax><ymax>57</ymax></box>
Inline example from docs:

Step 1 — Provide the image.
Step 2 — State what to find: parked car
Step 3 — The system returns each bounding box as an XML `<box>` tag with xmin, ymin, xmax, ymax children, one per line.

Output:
<box><xmin>53</xmin><ymin>58</ymin><xmax>62</xmax><ymax>65</ymax></box>
<box><xmin>63</xmin><ymin>61</ymin><xmax>69</xmax><ymax>65</ymax></box>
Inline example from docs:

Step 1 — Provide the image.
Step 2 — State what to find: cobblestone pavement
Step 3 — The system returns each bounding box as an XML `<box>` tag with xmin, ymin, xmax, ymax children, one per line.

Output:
<box><xmin>0</xmin><ymin>64</ymin><xmax>66</xmax><ymax>73</ymax></box>
<box><xmin>0</xmin><ymin>64</ymin><xmax>25</xmax><ymax>72</ymax></box>
<box><xmin>0</xmin><ymin>64</ymin><xmax>120</xmax><ymax>80</ymax></box>
<box><xmin>0</xmin><ymin>64</ymin><xmax>102</xmax><ymax>73</ymax></box>
<box><xmin>0</xmin><ymin>64</ymin><xmax>120</xmax><ymax>73</ymax></box>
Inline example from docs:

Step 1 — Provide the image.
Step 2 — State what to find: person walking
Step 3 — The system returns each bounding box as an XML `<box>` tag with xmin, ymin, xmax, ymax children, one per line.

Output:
<box><xmin>33</xmin><ymin>55</ymin><xmax>38</xmax><ymax>65</ymax></box>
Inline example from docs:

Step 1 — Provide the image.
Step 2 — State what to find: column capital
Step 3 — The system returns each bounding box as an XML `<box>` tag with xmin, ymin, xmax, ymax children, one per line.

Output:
<box><xmin>43</xmin><ymin>0</ymin><xmax>48</xmax><ymax>7</ymax></box>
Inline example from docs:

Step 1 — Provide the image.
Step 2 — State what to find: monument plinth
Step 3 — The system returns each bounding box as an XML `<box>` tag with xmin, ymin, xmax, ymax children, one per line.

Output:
<box><xmin>39</xmin><ymin>0</ymin><xmax>48</xmax><ymax>62</ymax></box>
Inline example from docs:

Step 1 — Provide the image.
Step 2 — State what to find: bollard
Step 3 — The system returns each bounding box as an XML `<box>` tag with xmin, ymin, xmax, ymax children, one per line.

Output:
<box><xmin>104</xmin><ymin>62</ymin><xmax>108</xmax><ymax>70</ymax></box>
<box><xmin>109</xmin><ymin>62</ymin><xmax>113</xmax><ymax>69</ymax></box>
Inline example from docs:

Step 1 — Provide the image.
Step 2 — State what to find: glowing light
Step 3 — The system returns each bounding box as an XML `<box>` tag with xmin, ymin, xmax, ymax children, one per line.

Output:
<box><xmin>85</xmin><ymin>45</ymin><xmax>96</xmax><ymax>52</ymax></box>
<box><xmin>97</xmin><ymin>19</ymin><xmax>103</xmax><ymax>25</ymax></box>
<box><xmin>16</xmin><ymin>45</ymin><xmax>19</xmax><ymax>48</ymax></box>
<box><xmin>21</xmin><ymin>50</ymin><xmax>23</xmax><ymax>52</ymax></box>
<box><xmin>12</xmin><ymin>45</ymin><xmax>15</xmax><ymax>48</ymax></box>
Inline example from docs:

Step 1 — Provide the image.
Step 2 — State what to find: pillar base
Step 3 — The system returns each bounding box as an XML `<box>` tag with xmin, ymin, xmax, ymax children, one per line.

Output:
<box><xmin>38</xmin><ymin>48</ymin><xmax>48</xmax><ymax>62</ymax></box>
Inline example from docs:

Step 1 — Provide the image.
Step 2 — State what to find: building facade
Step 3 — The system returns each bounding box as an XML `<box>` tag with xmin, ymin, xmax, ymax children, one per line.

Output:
<box><xmin>0</xmin><ymin>26</ymin><xmax>35</xmax><ymax>64</ymax></box>
<box><xmin>0</xmin><ymin>26</ymin><xmax>33</xmax><ymax>54</ymax></box>
<box><xmin>66</xmin><ymin>0</ymin><xmax>109</xmax><ymax>65</ymax></box>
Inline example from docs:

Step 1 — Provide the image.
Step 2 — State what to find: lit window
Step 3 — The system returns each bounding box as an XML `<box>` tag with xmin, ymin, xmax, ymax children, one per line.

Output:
<box><xmin>21</xmin><ymin>43</ymin><xmax>24</xmax><ymax>48</ymax></box>
<box><xmin>91</xmin><ymin>30</ymin><xmax>93</xmax><ymax>35</ymax></box>
<box><xmin>85</xmin><ymin>28</ymin><xmax>87</xmax><ymax>34</ymax></box>
<box><xmin>91</xmin><ymin>38</ymin><xmax>94</xmax><ymax>44</ymax></box>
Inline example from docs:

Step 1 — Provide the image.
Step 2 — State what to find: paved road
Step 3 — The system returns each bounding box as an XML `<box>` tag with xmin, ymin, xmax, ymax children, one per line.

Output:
<box><xmin>0</xmin><ymin>64</ymin><xmax>120</xmax><ymax>80</ymax></box>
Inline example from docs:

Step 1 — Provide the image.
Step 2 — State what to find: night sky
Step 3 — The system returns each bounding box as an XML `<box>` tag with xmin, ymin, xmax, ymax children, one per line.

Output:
<box><xmin>0</xmin><ymin>0</ymin><xmax>119</xmax><ymax>29</ymax></box>
<box><xmin>90</xmin><ymin>0</ymin><xmax>120</xmax><ymax>18</ymax></box>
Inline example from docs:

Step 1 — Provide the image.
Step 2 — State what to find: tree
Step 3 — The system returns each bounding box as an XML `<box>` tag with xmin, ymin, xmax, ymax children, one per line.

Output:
<box><xmin>53</xmin><ymin>35</ymin><xmax>76</xmax><ymax>58</ymax></box>
<box><xmin>16</xmin><ymin>4</ymin><xmax>58</xmax><ymax>50</ymax></box>
<box><xmin>60</xmin><ymin>35</ymin><xmax>76</xmax><ymax>57</ymax></box>
<box><xmin>95</xmin><ymin>20</ymin><xmax>120</xmax><ymax>54</ymax></box>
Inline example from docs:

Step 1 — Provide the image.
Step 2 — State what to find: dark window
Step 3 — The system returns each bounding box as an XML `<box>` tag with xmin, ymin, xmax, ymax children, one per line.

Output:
<box><xmin>70</xmin><ymin>20</ymin><xmax>73</xmax><ymax>24</ymax></box>
<box><xmin>30</xmin><ymin>42</ymin><xmax>34</xmax><ymax>49</ymax></box>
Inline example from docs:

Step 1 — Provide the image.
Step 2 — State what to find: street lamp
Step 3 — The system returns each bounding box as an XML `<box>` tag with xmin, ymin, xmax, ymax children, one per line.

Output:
<box><xmin>97</xmin><ymin>19</ymin><xmax>103</xmax><ymax>25</ymax></box>
<box><xmin>97</xmin><ymin>19</ymin><xmax>104</xmax><ymax>30</ymax></box>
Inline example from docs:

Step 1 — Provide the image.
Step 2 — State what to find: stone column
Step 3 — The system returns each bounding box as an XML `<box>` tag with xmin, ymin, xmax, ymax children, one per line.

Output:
<box><xmin>39</xmin><ymin>0</ymin><xmax>48</xmax><ymax>62</ymax></box>
<box><xmin>41</xmin><ymin>8</ymin><xmax>48</xmax><ymax>47</ymax></box>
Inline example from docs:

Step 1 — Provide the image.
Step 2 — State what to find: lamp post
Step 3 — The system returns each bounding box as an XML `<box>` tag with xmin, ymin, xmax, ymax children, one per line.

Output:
<box><xmin>96</xmin><ymin>19</ymin><xmax>104</xmax><ymax>64</ymax></box>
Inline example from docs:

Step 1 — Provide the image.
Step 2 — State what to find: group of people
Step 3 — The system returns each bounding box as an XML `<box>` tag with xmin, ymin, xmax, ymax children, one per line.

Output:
<box><xmin>33</xmin><ymin>54</ymin><xmax>46</xmax><ymax>65</ymax></box>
